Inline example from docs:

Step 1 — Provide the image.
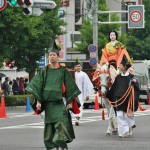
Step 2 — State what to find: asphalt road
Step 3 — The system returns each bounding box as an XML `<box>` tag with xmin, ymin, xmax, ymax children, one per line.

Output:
<box><xmin>0</xmin><ymin>104</ymin><xmax>150</xmax><ymax>150</ymax></box>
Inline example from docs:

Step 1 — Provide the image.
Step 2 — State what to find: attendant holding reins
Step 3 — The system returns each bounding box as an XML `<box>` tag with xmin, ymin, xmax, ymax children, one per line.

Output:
<box><xmin>106</xmin><ymin>55</ymin><xmax>140</xmax><ymax>138</ymax></box>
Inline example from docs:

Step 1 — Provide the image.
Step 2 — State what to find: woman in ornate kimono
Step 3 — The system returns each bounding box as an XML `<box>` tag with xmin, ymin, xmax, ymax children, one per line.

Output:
<box><xmin>100</xmin><ymin>30</ymin><xmax>131</xmax><ymax>69</ymax></box>
<box><xmin>26</xmin><ymin>41</ymin><xmax>81</xmax><ymax>150</ymax></box>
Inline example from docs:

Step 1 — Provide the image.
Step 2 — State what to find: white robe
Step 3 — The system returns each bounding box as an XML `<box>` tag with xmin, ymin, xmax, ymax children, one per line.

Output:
<box><xmin>74</xmin><ymin>71</ymin><xmax>94</xmax><ymax>118</ymax></box>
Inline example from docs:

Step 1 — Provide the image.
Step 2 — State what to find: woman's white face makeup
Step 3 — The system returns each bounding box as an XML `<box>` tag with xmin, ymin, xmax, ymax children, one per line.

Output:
<box><xmin>110</xmin><ymin>32</ymin><xmax>116</xmax><ymax>42</ymax></box>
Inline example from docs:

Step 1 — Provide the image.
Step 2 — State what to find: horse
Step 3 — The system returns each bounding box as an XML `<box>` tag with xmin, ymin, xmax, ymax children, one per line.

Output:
<box><xmin>93</xmin><ymin>62</ymin><xmax>118</xmax><ymax>136</ymax></box>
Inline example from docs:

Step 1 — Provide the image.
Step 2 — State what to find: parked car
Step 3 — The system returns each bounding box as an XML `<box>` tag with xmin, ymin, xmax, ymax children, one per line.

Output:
<box><xmin>84</xmin><ymin>94</ymin><xmax>96</xmax><ymax>109</ymax></box>
<box><xmin>133</xmin><ymin>60</ymin><xmax>150</xmax><ymax>104</ymax></box>
<box><xmin>83</xmin><ymin>93</ymin><xmax>104</xmax><ymax>109</ymax></box>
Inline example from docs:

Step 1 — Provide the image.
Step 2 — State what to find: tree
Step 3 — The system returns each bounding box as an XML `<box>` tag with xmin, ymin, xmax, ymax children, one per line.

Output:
<box><xmin>126</xmin><ymin>0</ymin><xmax>150</xmax><ymax>60</ymax></box>
<box><xmin>75</xmin><ymin>0</ymin><xmax>122</xmax><ymax>60</ymax></box>
<box><xmin>0</xmin><ymin>0</ymin><xmax>65</xmax><ymax>80</ymax></box>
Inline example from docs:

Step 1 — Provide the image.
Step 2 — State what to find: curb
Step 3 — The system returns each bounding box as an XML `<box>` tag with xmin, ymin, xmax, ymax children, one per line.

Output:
<box><xmin>6</xmin><ymin>106</ymin><xmax>26</xmax><ymax>111</ymax></box>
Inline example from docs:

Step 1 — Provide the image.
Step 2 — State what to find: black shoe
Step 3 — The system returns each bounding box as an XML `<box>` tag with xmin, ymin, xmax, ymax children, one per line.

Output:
<box><xmin>75</xmin><ymin>122</ymin><xmax>79</xmax><ymax>126</ymax></box>
<box><xmin>132</xmin><ymin>125</ymin><xmax>136</xmax><ymax>128</ymax></box>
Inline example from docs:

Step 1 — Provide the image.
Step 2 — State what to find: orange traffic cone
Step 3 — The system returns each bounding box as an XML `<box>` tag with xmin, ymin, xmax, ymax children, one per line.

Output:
<box><xmin>0</xmin><ymin>96</ymin><xmax>7</xmax><ymax>118</ymax></box>
<box><xmin>138</xmin><ymin>102</ymin><xmax>146</xmax><ymax>111</ymax></box>
<box><xmin>94</xmin><ymin>95</ymin><xmax>100</xmax><ymax>110</ymax></box>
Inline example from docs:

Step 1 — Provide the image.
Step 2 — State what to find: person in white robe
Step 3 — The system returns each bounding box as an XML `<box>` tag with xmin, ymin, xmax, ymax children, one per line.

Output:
<box><xmin>73</xmin><ymin>62</ymin><xmax>94</xmax><ymax>126</ymax></box>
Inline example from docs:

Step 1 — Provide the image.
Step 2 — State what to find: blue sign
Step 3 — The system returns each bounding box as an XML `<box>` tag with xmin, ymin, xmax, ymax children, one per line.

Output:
<box><xmin>39</xmin><ymin>56</ymin><xmax>46</xmax><ymax>68</ymax></box>
<box><xmin>88</xmin><ymin>44</ymin><xmax>97</xmax><ymax>53</ymax></box>
<box><xmin>89</xmin><ymin>57</ymin><xmax>97</xmax><ymax>66</ymax></box>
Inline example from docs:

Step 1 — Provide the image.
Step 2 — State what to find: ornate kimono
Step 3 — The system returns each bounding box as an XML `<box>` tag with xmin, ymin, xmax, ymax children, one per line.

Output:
<box><xmin>100</xmin><ymin>41</ymin><xmax>131</xmax><ymax>67</ymax></box>
<box><xmin>25</xmin><ymin>65</ymin><xmax>81</xmax><ymax>149</ymax></box>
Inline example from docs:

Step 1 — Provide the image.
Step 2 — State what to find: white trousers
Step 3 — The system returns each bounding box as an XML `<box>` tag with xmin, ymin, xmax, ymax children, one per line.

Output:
<box><xmin>117</xmin><ymin>111</ymin><xmax>135</xmax><ymax>136</ymax></box>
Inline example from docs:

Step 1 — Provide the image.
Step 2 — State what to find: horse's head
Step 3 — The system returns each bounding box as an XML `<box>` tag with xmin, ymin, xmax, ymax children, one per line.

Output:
<box><xmin>93</xmin><ymin>63</ymin><xmax>117</xmax><ymax>96</ymax></box>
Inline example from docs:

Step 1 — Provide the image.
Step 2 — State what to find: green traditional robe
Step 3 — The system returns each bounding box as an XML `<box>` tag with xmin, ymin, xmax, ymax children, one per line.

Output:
<box><xmin>25</xmin><ymin>65</ymin><xmax>81</xmax><ymax>149</ymax></box>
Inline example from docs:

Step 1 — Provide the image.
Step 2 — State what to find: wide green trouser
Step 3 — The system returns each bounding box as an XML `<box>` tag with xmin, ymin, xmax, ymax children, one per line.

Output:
<box><xmin>44</xmin><ymin>102</ymin><xmax>75</xmax><ymax>149</ymax></box>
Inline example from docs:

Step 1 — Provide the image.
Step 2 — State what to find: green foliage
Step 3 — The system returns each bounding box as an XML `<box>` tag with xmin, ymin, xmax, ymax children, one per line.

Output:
<box><xmin>0</xmin><ymin>0</ymin><xmax>65</xmax><ymax>75</ymax></box>
<box><xmin>126</xmin><ymin>0</ymin><xmax>150</xmax><ymax>60</ymax></box>
<box><xmin>4</xmin><ymin>94</ymin><xmax>34</xmax><ymax>106</ymax></box>
<box><xmin>75</xmin><ymin>19</ymin><xmax>93</xmax><ymax>54</ymax></box>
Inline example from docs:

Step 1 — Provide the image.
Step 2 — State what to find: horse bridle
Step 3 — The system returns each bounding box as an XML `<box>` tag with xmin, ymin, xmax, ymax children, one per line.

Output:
<box><xmin>100</xmin><ymin>83</ymin><xmax>109</xmax><ymax>89</ymax></box>
<box><xmin>93</xmin><ymin>68</ymin><xmax>112</xmax><ymax>94</ymax></box>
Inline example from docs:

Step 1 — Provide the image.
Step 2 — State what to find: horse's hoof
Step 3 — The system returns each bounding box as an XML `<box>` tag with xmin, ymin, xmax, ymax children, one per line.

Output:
<box><xmin>75</xmin><ymin>122</ymin><xmax>80</xmax><ymax>126</ymax></box>
<box><xmin>106</xmin><ymin>133</ymin><xmax>111</xmax><ymax>136</ymax></box>
<box><xmin>112</xmin><ymin>130</ymin><xmax>118</xmax><ymax>135</ymax></box>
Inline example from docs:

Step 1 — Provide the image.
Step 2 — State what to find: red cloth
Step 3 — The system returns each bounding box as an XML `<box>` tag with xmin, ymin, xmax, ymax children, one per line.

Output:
<box><xmin>62</xmin><ymin>81</ymin><xmax>80</xmax><ymax>114</ymax></box>
<box><xmin>72</xmin><ymin>98</ymin><xmax>80</xmax><ymax>114</ymax></box>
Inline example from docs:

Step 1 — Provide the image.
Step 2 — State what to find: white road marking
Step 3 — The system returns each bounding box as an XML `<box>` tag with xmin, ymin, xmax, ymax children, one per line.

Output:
<box><xmin>0</xmin><ymin>109</ymin><xmax>150</xmax><ymax>130</ymax></box>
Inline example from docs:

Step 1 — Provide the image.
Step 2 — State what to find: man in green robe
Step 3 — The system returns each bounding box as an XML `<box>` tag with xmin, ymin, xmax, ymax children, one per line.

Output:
<box><xmin>25</xmin><ymin>41</ymin><xmax>81</xmax><ymax>150</ymax></box>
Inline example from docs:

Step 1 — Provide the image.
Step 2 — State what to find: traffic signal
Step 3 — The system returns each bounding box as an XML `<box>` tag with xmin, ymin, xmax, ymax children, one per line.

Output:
<box><xmin>7</xmin><ymin>0</ymin><xmax>17</xmax><ymax>6</ymax></box>
<box><xmin>61</xmin><ymin>0</ymin><xmax>70</xmax><ymax>7</ymax></box>
<box><xmin>7</xmin><ymin>0</ymin><xmax>57</xmax><ymax>16</ymax></box>
<box><xmin>22</xmin><ymin>0</ymin><xmax>33</xmax><ymax>15</ymax></box>
<box><xmin>7</xmin><ymin>0</ymin><xmax>34</xmax><ymax>15</ymax></box>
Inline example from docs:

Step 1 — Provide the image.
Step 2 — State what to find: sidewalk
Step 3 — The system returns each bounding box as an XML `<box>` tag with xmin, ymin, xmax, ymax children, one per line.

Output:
<box><xmin>6</xmin><ymin>106</ymin><xmax>31</xmax><ymax>113</ymax></box>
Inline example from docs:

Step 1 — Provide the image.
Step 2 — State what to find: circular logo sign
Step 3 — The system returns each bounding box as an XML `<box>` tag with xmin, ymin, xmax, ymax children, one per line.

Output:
<box><xmin>130</xmin><ymin>10</ymin><xmax>142</xmax><ymax>24</ymax></box>
<box><xmin>89</xmin><ymin>57</ymin><xmax>97</xmax><ymax>66</ymax></box>
<box><xmin>88</xmin><ymin>44</ymin><xmax>97</xmax><ymax>53</ymax></box>
<box><xmin>0</xmin><ymin>0</ymin><xmax>7</xmax><ymax>11</ymax></box>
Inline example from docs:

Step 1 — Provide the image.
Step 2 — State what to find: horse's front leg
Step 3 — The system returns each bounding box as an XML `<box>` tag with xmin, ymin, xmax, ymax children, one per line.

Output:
<box><xmin>109</xmin><ymin>106</ymin><xmax>118</xmax><ymax>135</ymax></box>
<box><xmin>103</xmin><ymin>99</ymin><xmax>112</xmax><ymax>136</ymax></box>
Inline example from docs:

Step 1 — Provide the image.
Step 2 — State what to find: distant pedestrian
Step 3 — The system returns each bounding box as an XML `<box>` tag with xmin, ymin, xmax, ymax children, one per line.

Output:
<box><xmin>24</xmin><ymin>78</ymin><xmax>29</xmax><ymax>88</ymax></box>
<box><xmin>2</xmin><ymin>77</ymin><xmax>9</xmax><ymax>97</ymax></box>
<box><xmin>19</xmin><ymin>77</ymin><xmax>25</xmax><ymax>95</ymax></box>
<box><xmin>24</xmin><ymin>78</ymin><xmax>29</xmax><ymax>94</ymax></box>
<box><xmin>0</xmin><ymin>77</ymin><xmax>3</xmax><ymax>98</ymax></box>
<box><xmin>8</xmin><ymin>80</ymin><xmax>13</xmax><ymax>95</ymax></box>
<box><xmin>12</xmin><ymin>77</ymin><xmax>20</xmax><ymax>95</ymax></box>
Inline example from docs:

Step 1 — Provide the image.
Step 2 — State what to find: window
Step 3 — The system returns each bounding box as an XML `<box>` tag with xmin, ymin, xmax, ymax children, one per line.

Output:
<box><xmin>75</xmin><ymin>0</ymin><xmax>81</xmax><ymax>23</ymax></box>
<box><xmin>70</xmin><ymin>34</ymin><xmax>81</xmax><ymax>41</ymax></box>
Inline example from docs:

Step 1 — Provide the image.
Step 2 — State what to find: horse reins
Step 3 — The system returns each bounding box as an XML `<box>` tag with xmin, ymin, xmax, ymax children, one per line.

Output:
<box><xmin>93</xmin><ymin>66</ymin><xmax>135</xmax><ymax>117</ymax></box>
<box><xmin>105</xmin><ymin>85</ymin><xmax>135</xmax><ymax>117</ymax></box>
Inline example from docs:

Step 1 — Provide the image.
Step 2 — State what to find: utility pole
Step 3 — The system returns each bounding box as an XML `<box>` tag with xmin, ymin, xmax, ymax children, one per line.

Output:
<box><xmin>92</xmin><ymin>0</ymin><xmax>98</xmax><ymax>62</ymax></box>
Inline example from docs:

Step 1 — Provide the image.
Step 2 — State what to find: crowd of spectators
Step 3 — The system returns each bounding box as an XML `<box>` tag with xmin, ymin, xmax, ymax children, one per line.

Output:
<box><xmin>0</xmin><ymin>77</ymin><xmax>29</xmax><ymax>97</ymax></box>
